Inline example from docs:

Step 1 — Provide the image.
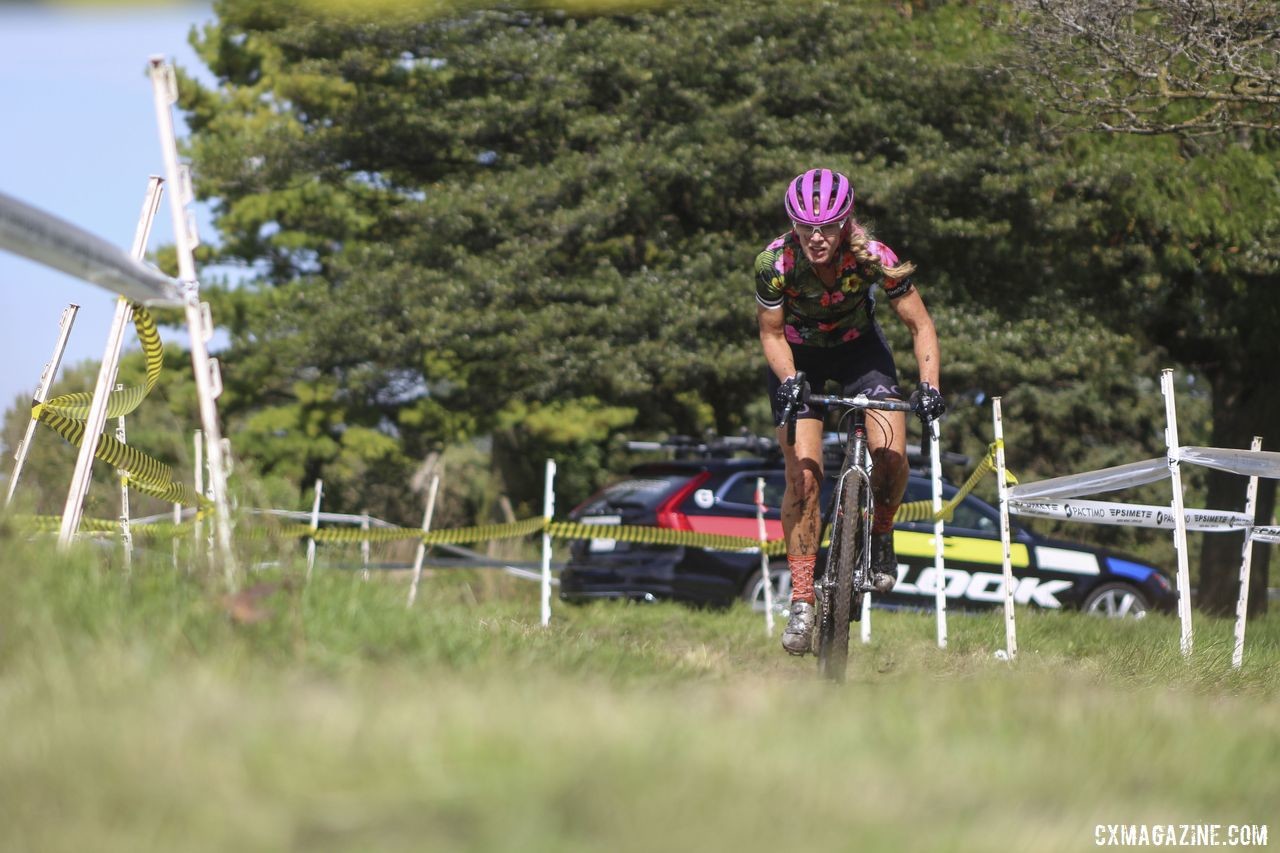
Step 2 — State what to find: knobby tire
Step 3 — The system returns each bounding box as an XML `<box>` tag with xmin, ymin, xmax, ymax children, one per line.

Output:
<box><xmin>817</xmin><ymin>475</ymin><xmax>862</xmax><ymax>683</ymax></box>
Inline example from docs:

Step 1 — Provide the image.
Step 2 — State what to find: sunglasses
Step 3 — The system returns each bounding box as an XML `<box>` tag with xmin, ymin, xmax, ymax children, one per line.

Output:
<box><xmin>792</xmin><ymin>219</ymin><xmax>847</xmax><ymax>239</ymax></box>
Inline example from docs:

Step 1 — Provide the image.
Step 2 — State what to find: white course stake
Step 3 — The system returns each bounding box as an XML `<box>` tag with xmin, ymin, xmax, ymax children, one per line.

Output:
<box><xmin>193</xmin><ymin>429</ymin><xmax>205</xmax><ymax>560</ymax></box>
<box><xmin>360</xmin><ymin>510</ymin><xmax>371</xmax><ymax>581</ymax></box>
<box><xmin>1232</xmin><ymin>436</ymin><xmax>1263</xmax><ymax>669</ymax></box>
<box><xmin>149</xmin><ymin>58</ymin><xmax>237</xmax><ymax>585</ymax></box>
<box><xmin>172</xmin><ymin>501</ymin><xmax>182</xmax><ymax>570</ymax></box>
<box><xmin>407</xmin><ymin>475</ymin><xmax>440</xmax><ymax>607</ymax></box>
<box><xmin>861</xmin><ymin>590</ymin><xmax>872</xmax><ymax>644</ymax></box>
<box><xmin>116</xmin><ymin>383</ymin><xmax>133</xmax><ymax>572</ymax></box>
<box><xmin>993</xmin><ymin>397</ymin><xmax>1017</xmax><ymax>661</ymax></box>
<box><xmin>754</xmin><ymin>477</ymin><xmax>775</xmax><ymax>636</ymax></box>
<box><xmin>57</xmin><ymin>177</ymin><xmax>164</xmax><ymax>548</ymax></box>
<box><xmin>6</xmin><ymin>303</ymin><xmax>79</xmax><ymax>507</ymax></box>
<box><xmin>930</xmin><ymin>416</ymin><xmax>947</xmax><ymax>649</ymax></box>
<box><xmin>1161</xmin><ymin>369</ymin><xmax>1194</xmax><ymax>658</ymax></box>
<box><xmin>306</xmin><ymin>479</ymin><xmax>324</xmax><ymax>582</ymax></box>
<box><xmin>541</xmin><ymin>459</ymin><xmax>556</xmax><ymax>627</ymax></box>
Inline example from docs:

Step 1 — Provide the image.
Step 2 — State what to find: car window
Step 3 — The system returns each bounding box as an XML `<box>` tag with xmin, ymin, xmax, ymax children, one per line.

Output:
<box><xmin>719</xmin><ymin>472</ymin><xmax>785</xmax><ymax>510</ymax></box>
<box><xmin>577</xmin><ymin>476</ymin><xmax>692</xmax><ymax>515</ymax></box>
<box><xmin>949</xmin><ymin>497</ymin><xmax>998</xmax><ymax>533</ymax></box>
<box><xmin>900</xmin><ymin>479</ymin><xmax>998</xmax><ymax>534</ymax></box>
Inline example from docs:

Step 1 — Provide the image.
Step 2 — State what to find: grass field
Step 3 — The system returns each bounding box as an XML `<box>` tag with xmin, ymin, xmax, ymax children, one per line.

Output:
<box><xmin>1</xmin><ymin>529</ymin><xmax>1276</xmax><ymax>853</ymax></box>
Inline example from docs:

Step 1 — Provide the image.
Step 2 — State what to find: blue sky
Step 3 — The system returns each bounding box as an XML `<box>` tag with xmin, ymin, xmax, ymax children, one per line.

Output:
<box><xmin>0</xmin><ymin>2</ymin><xmax>218</xmax><ymax>414</ymax></box>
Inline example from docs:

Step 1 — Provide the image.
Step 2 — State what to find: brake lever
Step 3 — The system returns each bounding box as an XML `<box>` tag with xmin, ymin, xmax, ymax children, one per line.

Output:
<box><xmin>783</xmin><ymin>370</ymin><xmax>807</xmax><ymax>447</ymax></box>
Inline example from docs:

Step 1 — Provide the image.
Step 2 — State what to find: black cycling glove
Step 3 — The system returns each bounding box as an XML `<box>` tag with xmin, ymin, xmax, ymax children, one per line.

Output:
<box><xmin>774</xmin><ymin>374</ymin><xmax>810</xmax><ymax>427</ymax></box>
<box><xmin>910</xmin><ymin>382</ymin><xmax>947</xmax><ymax>421</ymax></box>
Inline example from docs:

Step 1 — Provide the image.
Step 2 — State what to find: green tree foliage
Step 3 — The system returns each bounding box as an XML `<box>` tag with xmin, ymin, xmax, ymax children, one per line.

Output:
<box><xmin>140</xmin><ymin>0</ymin><xmax>1255</xmax><ymax>602</ymax></box>
<box><xmin>991</xmin><ymin>0</ymin><xmax>1280</xmax><ymax>614</ymax></box>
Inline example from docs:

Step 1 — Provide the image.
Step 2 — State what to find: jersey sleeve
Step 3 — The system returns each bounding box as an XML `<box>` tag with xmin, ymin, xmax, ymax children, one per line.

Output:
<box><xmin>868</xmin><ymin>240</ymin><xmax>916</xmax><ymax>300</ymax></box>
<box><xmin>754</xmin><ymin>245</ymin><xmax>787</xmax><ymax>310</ymax></box>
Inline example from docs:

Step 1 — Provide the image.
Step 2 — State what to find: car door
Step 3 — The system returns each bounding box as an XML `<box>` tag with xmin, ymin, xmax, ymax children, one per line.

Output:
<box><xmin>884</xmin><ymin>479</ymin><xmax>1048</xmax><ymax>611</ymax></box>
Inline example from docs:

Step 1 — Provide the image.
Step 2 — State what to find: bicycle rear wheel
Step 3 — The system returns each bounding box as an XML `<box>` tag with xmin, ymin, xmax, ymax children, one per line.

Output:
<box><xmin>817</xmin><ymin>474</ymin><xmax>863</xmax><ymax>682</ymax></box>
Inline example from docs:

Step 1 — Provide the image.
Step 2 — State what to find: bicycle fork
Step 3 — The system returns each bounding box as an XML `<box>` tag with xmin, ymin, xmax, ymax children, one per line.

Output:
<box><xmin>828</xmin><ymin>424</ymin><xmax>876</xmax><ymax>598</ymax></box>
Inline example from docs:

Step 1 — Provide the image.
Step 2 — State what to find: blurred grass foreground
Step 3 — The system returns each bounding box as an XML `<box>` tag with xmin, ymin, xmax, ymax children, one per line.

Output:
<box><xmin>0</xmin><ymin>528</ymin><xmax>1276</xmax><ymax>853</ymax></box>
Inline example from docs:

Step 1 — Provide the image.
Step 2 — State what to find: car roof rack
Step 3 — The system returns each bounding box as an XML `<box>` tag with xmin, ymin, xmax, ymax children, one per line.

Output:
<box><xmin>626</xmin><ymin>433</ymin><xmax>779</xmax><ymax>460</ymax></box>
<box><xmin>625</xmin><ymin>432</ymin><xmax>970</xmax><ymax>470</ymax></box>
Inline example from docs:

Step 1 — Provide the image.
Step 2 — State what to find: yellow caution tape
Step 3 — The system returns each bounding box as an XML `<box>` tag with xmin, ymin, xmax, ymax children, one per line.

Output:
<box><xmin>13</xmin><ymin>443</ymin><xmax>1017</xmax><ymax>554</ymax></box>
<box><xmin>547</xmin><ymin>520</ymin><xmax>762</xmax><ymax>552</ymax></box>
<box><xmin>897</xmin><ymin>442</ymin><xmax>1016</xmax><ymax>523</ymax></box>
<box><xmin>39</xmin><ymin>305</ymin><xmax>164</xmax><ymax>420</ymax></box>
<box><xmin>32</xmin><ymin>408</ymin><xmax>200</xmax><ymax>506</ymax></box>
<box><xmin>298</xmin><ymin>516</ymin><xmax>550</xmax><ymax>545</ymax></box>
<box><xmin>29</xmin><ymin>305</ymin><xmax>202</xmax><ymax>508</ymax></box>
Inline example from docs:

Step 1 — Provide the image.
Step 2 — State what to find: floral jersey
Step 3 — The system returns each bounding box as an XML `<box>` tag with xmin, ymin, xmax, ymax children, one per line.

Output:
<box><xmin>754</xmin><ymin>231</ymin><xmax>915</xmax><ymax>347</ymax></box>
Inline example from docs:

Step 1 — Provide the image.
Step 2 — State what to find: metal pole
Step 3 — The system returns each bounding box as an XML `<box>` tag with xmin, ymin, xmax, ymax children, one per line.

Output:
<box><xmin>861</xmin><ymin>590</ymin><xmax>872</xmax><ymax>645</ymax></box>
<box><xmin>193</xmin><ymin>429</ymin><xmax>204</xmax><ymax>563</ymax></box>
<box><xmin>116</xmin><ymin>383</ymin><xmax>133</xmax><ymax>572</ymax></box>
<box><xmin>754</xmin><ymin>477</ymin><xmax>775</xmax><ymax>636</ymax></box>
<box><xmin>931</xmin><ymin>416</ymin><xmax>947</xmax><ymax>649</ymax></box>
<box><xmin>172</xmin><ymin>501</ymin><xmax>182</xmax><ymax>570</ymax></box>
<box><xmin>6</xmin><ymin>303</ymin><xmax>78</xmax><ymax>506</ymax></box>
<box><xmin>306</xmin><ymin>479</ymin><xmax>323</xmax><ymax>582</ymax></box>
<box><xmin>407</xmin><ymin>475</ymin><xmax>440</xmax><ymax>607</ymax></box>
<box><xmin>360</xmin><ymin>510</ymin><xmax>371</xmax><ymax>581</ymax></box>
<box><xmin>1161</xmin><ymin>369</ymin><xmax>1194</xmax><ymax>658</ymax></box>
<box><xmin>149</xmin><ymin>57</ymin><xmax>237</xmax><ymax>586</ymax></box>
<box><xmin>1232</xmin><ymin>436</ymin><xmax>1263</xmax><ymax>669</ymax></box>
<box><xmin>993</xmin><ymin>398</ymin><xmax>1017</xmax><ymax>661</ymax></box>
<box><xmin>57</xmin><ymin>177</ymin><xmax>164</xmax><ymax>547</ymax></box>
<box><xmin>541</xmin><ymin>459</ymin><xmax>556</xmax><ymax>627</ymax></box>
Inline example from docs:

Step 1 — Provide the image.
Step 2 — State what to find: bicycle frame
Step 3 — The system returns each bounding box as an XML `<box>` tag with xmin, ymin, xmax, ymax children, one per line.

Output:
<box><xmin>805</xmin><ymin>391</ymin><xmax>916</xmax><ymax>682</ymax></box>
<box><xmin>826</xmin><ymin>408</ymin><xmax>874</xmax><ymax>596</ymax></box>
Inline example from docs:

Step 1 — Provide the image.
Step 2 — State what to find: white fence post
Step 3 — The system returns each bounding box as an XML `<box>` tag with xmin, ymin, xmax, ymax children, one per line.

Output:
<box><xmin>754</xmin><ymin>477</ymin><xmax>775</xmax><ymax>636</ymax></box>
<box><xmin>931</xmin><ymin>416</ymin><xmax>947</xmax><ymax>649</ymax></box>
<box><xmin>306</xmin><ymin>479</ymin><xmax>323</xmax><ymax>582</ymax></box>
<box><xmin>57</xmin><ymin>176</ymin><xmax>164</xmax><ymax>548</ymax></box>
<box><xmin>407</xmin><ymin>475</ymin><xmax>440</xmax><ymax>608</ymax></box>
<box><xmin>1233</xmin><ymin>436</ymin><xmax>1263</xmax><ymax>669</ymax></box>
<box><xmin>360</xmin><ymin>510</ymin><xmax>371</xmax><ymax>581</ymax></box>
<box><xmin>6</xmin><ymin>303</ymin><xmax>79</xmax><ymax>507</ymax></box>
<box><xmin>541</xmin><ymin>459</ymin><xmax>556</xmax><ymax>627</ymax></box>
<box><xmin>149</xmin><ymin>57</ymin><xmax>237</xmax><ymax>586</ymax></box>
<box><xmin>172</xmin><ymin>501</ymin><xmax>182</xmax><ymax>570</ymax></box>
<box><xmin>116</xmin><ymin>383</ymin><xmax>133</xmax><ymax>572</ymax></box>
<box><xmin>1161</xmin><ymin>369</ymin><xmax>1194</xmax><ymax>658</ymax></box>
<box><xmin>193</xmin><ymin>429</ymin><xmax>204</xmax><ymax>561</ymax></box>
<box><xmin>993</xmin><ymin>398</ymin><xmax>1017</xmax><ymax>661</ymax></box>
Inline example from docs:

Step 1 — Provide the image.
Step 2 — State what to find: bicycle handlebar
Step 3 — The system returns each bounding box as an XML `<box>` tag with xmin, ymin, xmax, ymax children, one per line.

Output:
<box><xmin>779</xmin><ymin>377</ymin><xmax>942</xmax><ymax>448</ymax></box>
<box><xmin>806</xmin><ymin>393</ymin><xmax>915</xmax><ymax>414</ymax></box>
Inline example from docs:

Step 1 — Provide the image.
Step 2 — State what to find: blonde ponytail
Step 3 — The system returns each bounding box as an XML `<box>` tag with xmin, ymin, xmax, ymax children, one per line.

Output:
<box><xmin>847</xmin><ymin>224</ymin><xmax>916</xmax><ymax>280</ymax></box>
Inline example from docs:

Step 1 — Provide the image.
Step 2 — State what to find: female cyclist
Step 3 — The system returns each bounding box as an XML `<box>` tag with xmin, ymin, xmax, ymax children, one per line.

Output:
<box><xmin>756</xmin><ymin>168</ymin><xmax>945</xmax><ymax>655</ymax></box>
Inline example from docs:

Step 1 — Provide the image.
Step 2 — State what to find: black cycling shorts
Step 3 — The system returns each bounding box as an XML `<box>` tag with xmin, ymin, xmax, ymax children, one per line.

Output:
<box><xmin>767</xmin><ymin>326</ymin><xmax>902</xmax><ymax>423</ymax></box>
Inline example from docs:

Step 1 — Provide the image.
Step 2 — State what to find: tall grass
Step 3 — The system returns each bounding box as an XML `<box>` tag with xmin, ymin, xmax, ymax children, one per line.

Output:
<box><xmin>1</xmin><ymin>529</ymin><xmax>1276</xmax><ymax>853</ymax></box>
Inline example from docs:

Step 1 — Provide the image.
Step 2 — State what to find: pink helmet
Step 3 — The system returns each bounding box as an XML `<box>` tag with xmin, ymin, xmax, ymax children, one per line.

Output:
<box><xmin>784</xmin><ymin>169</ymin><xmax>854</xmax><ymax>226</ymax></box>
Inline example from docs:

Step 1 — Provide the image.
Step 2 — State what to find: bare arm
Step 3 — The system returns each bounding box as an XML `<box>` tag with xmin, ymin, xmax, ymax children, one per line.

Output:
<box><xmin>757</xmin><ymin>305</ymin><xmax>795</xmax><ymax>382</ymax></box>
<box><xmin>888</xmin><ymin>288</ymin><xmax>940</xmax><ymax>390</ymax></box>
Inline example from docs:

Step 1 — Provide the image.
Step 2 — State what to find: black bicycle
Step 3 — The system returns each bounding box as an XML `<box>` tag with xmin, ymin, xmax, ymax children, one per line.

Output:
<box><xmin>778</xmin><ymin>372</ymin><xmax>921</xmax><ymax>682</ymax></box>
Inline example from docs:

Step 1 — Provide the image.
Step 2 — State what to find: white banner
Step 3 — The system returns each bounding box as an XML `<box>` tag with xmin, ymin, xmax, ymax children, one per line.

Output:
<box><xmin>1181</xmin><ymin>446</ymin><xmax>1280</xmax><ymax>480</ymax></box>
<box><xmin>1008</xmin><ymin>498</ymin><xmax>1252</xmax><ymax>532</ymax></box>
<box><xmin>1008</xmin><ymin>457</ymin><xmax>1170</xmax><ymax>501</ymax></box>
<box><xmin>1250</xmin><ymin>526</ymin><xmax>1280</xmax><ymax>544</ymax></box>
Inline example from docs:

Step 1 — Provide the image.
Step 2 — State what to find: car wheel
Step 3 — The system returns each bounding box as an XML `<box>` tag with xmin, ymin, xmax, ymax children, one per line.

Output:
<box><xmin>742</xmin><ymin>564</ymin><xmax>792</xmax><ymax>616</ymax></box>
<box><xmin>1082</xmin><ymin>582</ymin><xmax>1151</xmax><ymax>619</ymax></box>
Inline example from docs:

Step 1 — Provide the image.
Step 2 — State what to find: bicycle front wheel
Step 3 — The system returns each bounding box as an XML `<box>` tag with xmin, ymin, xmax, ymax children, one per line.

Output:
<box><xmin>817</xmin><ymin>473</ymin><xmax>863</xmax><ymax>682</ymax></box>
